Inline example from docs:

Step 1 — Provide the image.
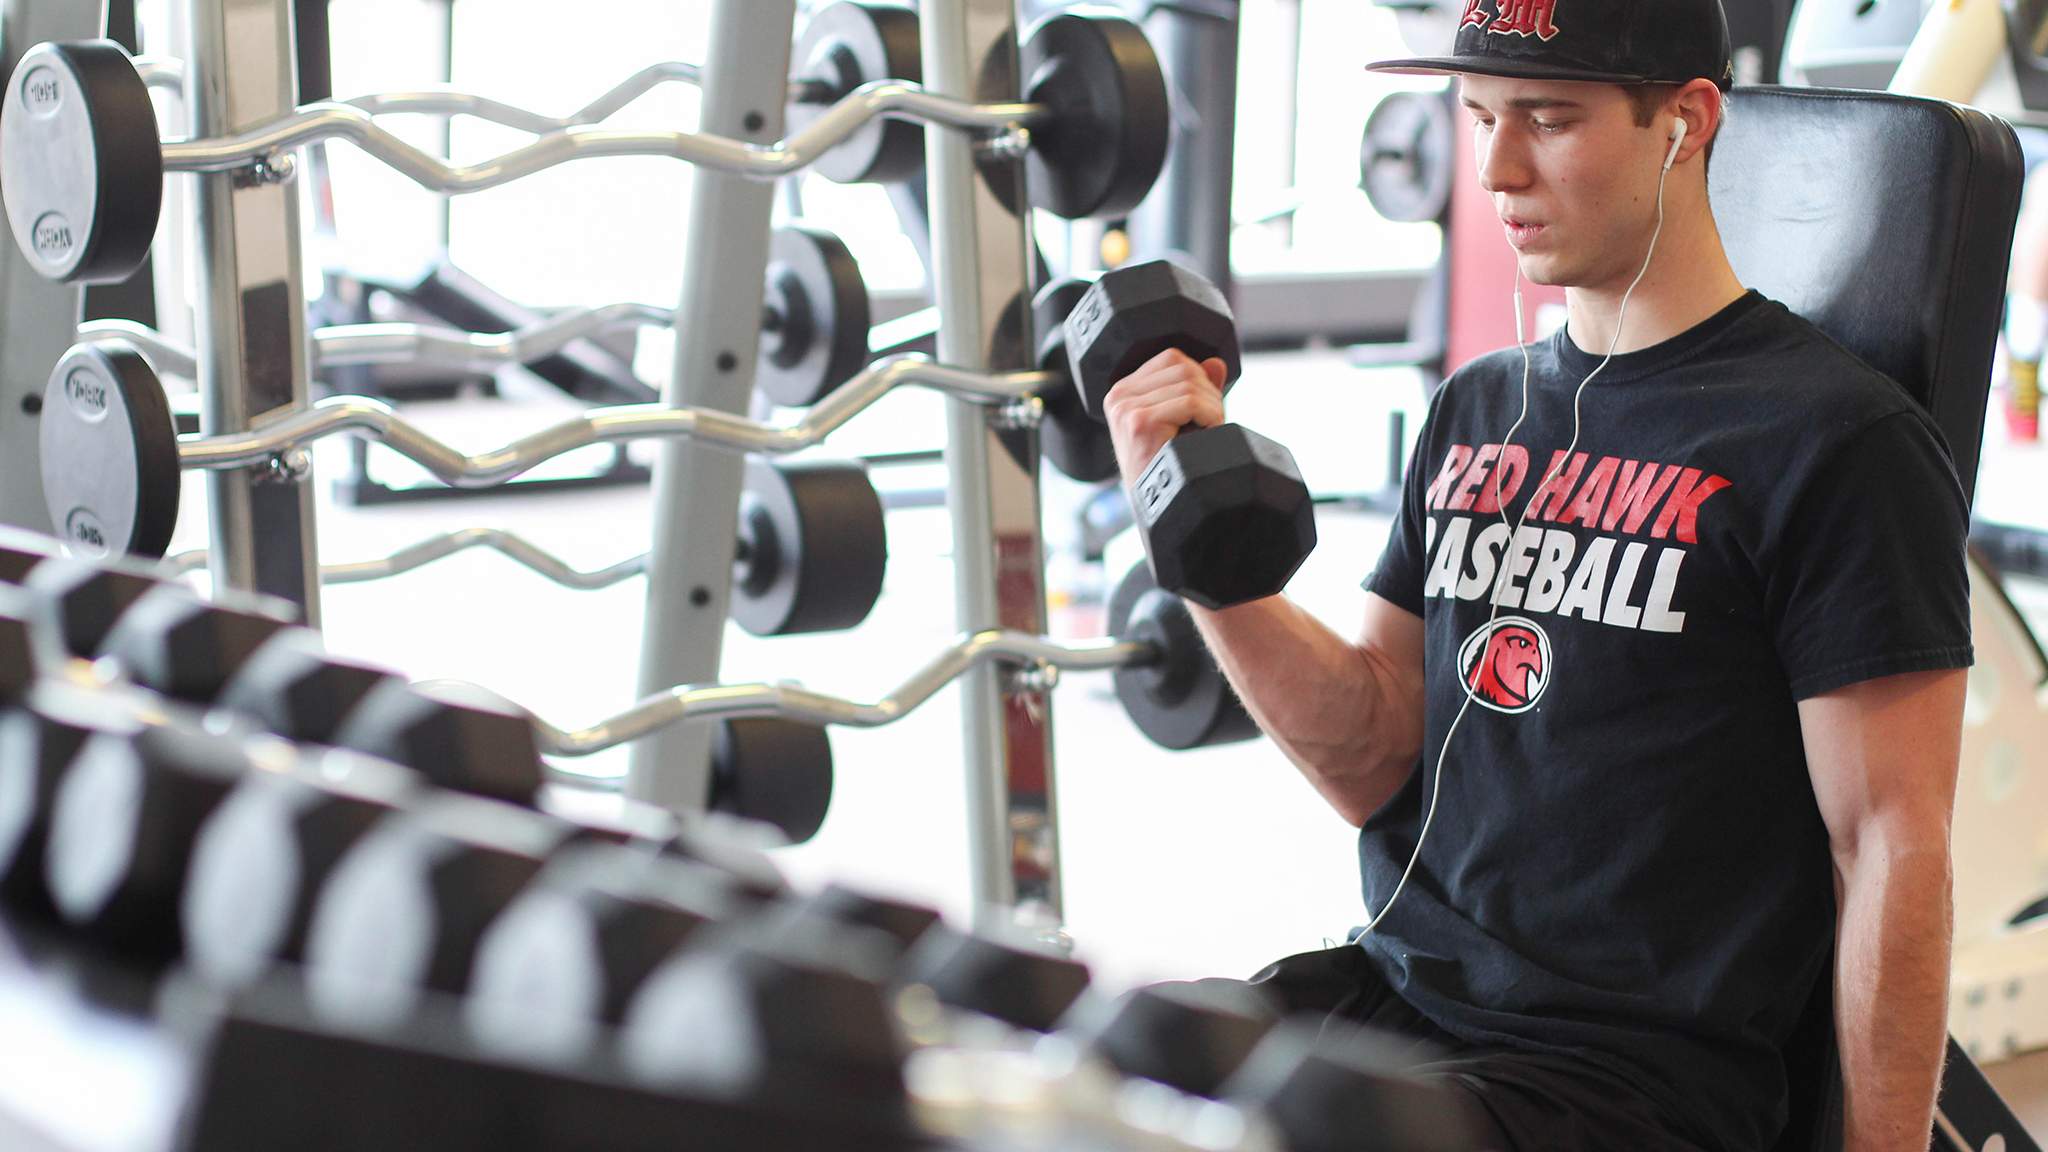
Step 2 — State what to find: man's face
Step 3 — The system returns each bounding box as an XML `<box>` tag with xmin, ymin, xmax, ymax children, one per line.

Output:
<box><xmin>1458</xmin><ymin>75</ymin><xmax>1670</xmax><ymax>292</ymax></box>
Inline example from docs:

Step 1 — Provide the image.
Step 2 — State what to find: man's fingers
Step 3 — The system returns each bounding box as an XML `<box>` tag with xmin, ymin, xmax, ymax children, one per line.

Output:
<box><xmin>1124</xmin><ymin>392</ymin><xmax>1224</xmax><ymax>431</ymax></box>
<box><xmin>1134</xmin><ymin>347</ymin><xmax>1201</xmax><ymax>378</ymax></box>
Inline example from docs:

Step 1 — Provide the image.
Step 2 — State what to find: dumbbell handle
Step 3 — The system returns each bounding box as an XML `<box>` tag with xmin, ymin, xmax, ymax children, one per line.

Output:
<box><xmin>530</xmin><ymin>628</ymin><xmax>1155</xmax><ymax>759</ymax></box>
<box><xmin>81</xmin><ymin>303</ymin><xmax>673</xmax><ymax>379</ymax></box>
<box><xmin>154</xmin><ymin>80</ymin><xmax>1040</xmax><ymax>189</ymax></box>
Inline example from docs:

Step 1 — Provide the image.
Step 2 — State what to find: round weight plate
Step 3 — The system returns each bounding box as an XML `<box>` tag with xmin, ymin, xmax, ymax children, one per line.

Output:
<box><xmin>1033</xmin><ymin>278</ymin><xmax>1119</xmax><ymax>483</ymax></box>
<box><xmin>1020</xmin><ymin>12</ymin><xmax>1170</xmax><ymax>220</ymax></box>
<box><xmin>758</xmin><ymin>225</ymin><xmax>872</xmax><ymax>408</ymax></box>
<box><xmin>731</xmin><ymin>457</ymin><xmax>887</xmax><ymax>637</ymax></box>
<box><xmin>710</xmin><ymin>718</ymin><xmax>834</xmax><ymax>845</ymax></box>
<box><xmin>790</xmin><ymin>2</ymin><xmax>924</xmax><ymax>185</ymax></box>
<box><xmin>1360</xmin><ymin>90</ymin><xmax>1454</xmax><ymax>225</ymax></box>
<box><xmin>0</xmin><ymin>40</ymin><xmax>162</xmax><ymax>283</ymax></box>
<box><xmin>1108</xmin><ymin>563</ymin><xmax>1259</xmax><ymax>751</ymax></box>
<box><xmin>39</xmin><ymin>342</ymin><xmax>180</xmax><ymax>560</ymax></box>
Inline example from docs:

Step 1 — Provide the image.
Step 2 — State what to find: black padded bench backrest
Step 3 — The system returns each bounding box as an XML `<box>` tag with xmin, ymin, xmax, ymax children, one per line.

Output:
<box><xmin>1709</xmin><ymin>86</ymin><xmax>2023</xmax><ymax>507</ymax></box>
<box><xmin>1708</xmin><ymin>87</ymin><xmax>2025</xmax><ymax>1152</ymax></box>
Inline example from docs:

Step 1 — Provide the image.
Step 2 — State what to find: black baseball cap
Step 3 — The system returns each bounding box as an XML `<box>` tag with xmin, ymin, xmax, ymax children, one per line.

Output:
<box><xmin>1369</xmin><ymin>0</ymin><xmax>1733</xmax><ymax>91</ymax></box>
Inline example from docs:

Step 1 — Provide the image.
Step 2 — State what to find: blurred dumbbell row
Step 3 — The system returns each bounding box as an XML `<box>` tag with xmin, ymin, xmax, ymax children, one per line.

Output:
<box><xmin>0</xmin><ymin>528</ymin><xmax>1468</xmax><ymax>1152</ymax></box>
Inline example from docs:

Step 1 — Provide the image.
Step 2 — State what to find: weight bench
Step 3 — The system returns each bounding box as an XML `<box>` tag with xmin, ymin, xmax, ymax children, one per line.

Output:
<box><xmin>1709</xmin><ymin>86</ymin><xmax>2035</xmax><ymax>1151</ymax></box>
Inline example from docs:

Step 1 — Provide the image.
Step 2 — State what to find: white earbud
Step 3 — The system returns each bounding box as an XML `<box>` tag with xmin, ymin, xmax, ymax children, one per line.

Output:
<box><xmin>1663</xmin><ymin>118</ymin><xmax>1688</xmax><ymax>172</ymax></box>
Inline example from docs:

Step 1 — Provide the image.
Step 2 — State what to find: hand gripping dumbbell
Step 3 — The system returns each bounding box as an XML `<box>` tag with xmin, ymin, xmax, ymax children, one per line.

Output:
<box><xmin>1064</xmin><ymin>259</ymin><xmax>1317</xmax><ymax>610</ymax></box>
<box><xmin>3</xmin><ymin>7</ymin><xmax>1166</xmax><ymax>284</ymax></box>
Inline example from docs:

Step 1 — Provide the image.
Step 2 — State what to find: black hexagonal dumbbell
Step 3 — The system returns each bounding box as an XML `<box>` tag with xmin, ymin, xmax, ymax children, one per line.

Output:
<box><xmin>301</xmin><ymin>790</ymin><xmax>587</xmax><ymax>1028</ymax></box>
<box><xmin>331</xmin><ymin>678</ymin><xmax>544</xmax><ymax>807</ymax></box>
<box><xmin>0</xmin><ymin>525</ymin><xmax>62</xmax><ymax>585</ymax></box>
<box><xmin>1064</xmin><ymin>258</ymin><xmax>1317</xmax><ymax>609</ymax></box>
<box><xmin>215</xmin><ymin>629</ymin><xmax>400</xmax><ymax>745</ymax></box>
<box><xmin>797</xmin><ymin>884</ymin><xmax>943</xmax><ymax>960</ymax></box>
<box><xmin>43</xmin><ymin>723</ymin><xmax>250</xmax><ymax>958</ymax></box>
<box><xmin>621</xmin><ymin>909</ymin><xmax>908</xmax><ymax>1122</ymax></box>
<box><xmin>0</xmin><ymin>701</ymin><xmax>109</xmax><ymax>919</ymax></box>
<box><xmin>0</xmin><ymin>588</ymin><xmax>38</xmax><ymax>704</ymax></box>
<box><xmin>464</xmin><ymin>843</ymin><xmax>739</xmax><ymax>1060</ymax></box>
<box><xmin>899</xmin><ymin>923</ymin><xmax>1094</xmax><ymax>1033</ymax></box>
<box><xmin>96</xmin><ymin>581</ymin><xmax>297</xmax><ymax>704</ymax></box>
<box><xmin>181</xmin><ymin>748</ymin><xmax>419</xmax><ymax>989</ymax></box>
<box><xmin>1067</xmin><ymin>978</ymin><xmax>1279</xmax><ymax>1098</ymax></box>
<box><xmin>1223</xmin><ymin>1018</ymin><xmax>1490</xmax><ymax>1152</ymax></box>
<box><xmin>19</xmin><ymin>555</ymin><xmax>169</xmax><ymax>661</ymax></box>
<box><xmin>661</xmin><ymin>810</ymin><xmax>795</xmax><ymax>907</ymax></box>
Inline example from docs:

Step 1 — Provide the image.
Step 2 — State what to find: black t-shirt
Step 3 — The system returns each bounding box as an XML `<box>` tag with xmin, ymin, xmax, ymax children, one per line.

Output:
<box><xmin>1359</xmin><ymin>292</ymin><xmax>1973</xmax><ymax>1151</ymax></box>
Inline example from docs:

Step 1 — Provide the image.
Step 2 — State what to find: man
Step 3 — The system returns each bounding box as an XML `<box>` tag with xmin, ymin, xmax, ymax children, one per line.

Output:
<box><xmin>1100</xmin><ymin>1</ymin><xmax>1973</xmax><ymax>1149</ymax></box>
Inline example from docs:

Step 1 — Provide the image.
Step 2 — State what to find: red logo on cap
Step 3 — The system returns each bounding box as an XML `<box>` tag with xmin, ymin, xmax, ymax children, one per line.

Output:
<box><xmin>1461</xmin><ymin>0</ymin><xmax>1561</xmax><ymax>41</ymax></box>
<box><xmin>1492</xmin><ymin>0</ymin><xmax>1561</xmax><ymax>40</ymax></box>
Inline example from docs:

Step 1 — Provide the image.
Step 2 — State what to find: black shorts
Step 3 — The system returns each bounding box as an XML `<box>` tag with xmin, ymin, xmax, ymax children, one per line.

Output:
<box><xmin>1228</xmin><ymin>944</ymin><xmax>1710</xmax><ymax>1152</ymax></box>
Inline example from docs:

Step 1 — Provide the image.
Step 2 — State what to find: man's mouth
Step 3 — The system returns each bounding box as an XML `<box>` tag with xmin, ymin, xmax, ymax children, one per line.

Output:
<box><xmin>1503</xmin><ymin>217</ymin><xmax>1547</xmax><ymax>248</ymax></box>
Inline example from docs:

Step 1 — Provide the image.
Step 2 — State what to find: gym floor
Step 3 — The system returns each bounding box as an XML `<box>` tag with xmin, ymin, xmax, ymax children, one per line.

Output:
<box><xmin>155</xmin><ymin>345</ymin><xmax>2048</xmax><ymax>1132</ymax></box>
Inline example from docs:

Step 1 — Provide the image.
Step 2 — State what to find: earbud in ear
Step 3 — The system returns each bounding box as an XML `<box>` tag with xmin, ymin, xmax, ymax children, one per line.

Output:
<box><xmin>1663</xmin><ymin>119</ymin><xmax>1688</xmax><ymax>172</ymax></box>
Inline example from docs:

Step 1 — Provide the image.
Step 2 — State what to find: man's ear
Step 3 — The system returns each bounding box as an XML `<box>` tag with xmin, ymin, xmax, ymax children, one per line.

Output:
<box><xmin>1671</xmin><ymin>78</ymin><xmax>1724</xmax><ymax>162</ymax></box>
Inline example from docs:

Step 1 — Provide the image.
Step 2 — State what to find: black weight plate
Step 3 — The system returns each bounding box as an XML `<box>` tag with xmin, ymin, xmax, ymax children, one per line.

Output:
<box><xmin>1020</xmin><ymin>12</ymin><xmax>1170</xmax><ymax>220</ymax></box>
<box><xmin>732</xmin><ymin>457</ymin><xmax>886</xmax><ymax>637</ymax></box>
<box><xmin>1</xmin><ymin>40</ymin><xmax>162</xmax><ymax>283</ymax></box>
<box><xmin>758</xmin><ymin>225</ymin><xmax>872</xmax><ymax>408</ymax></box>
<box><xmin>1360</xmin><ymin>89</ymin><xmax>1454</xmax><ymax>225</ymax></box>
<box><xmin>709</xmin><ymin>717</ymin><xmax>834</xmax><ymax>845</ymax></box>
<box><xmin>39</xmin><ymin>342</ymin><xmax>180</xmax><ymax>560</ymax></box>
<box><xmin>1033</xmin><ymin>277</ymin><xmax>1119</xmax><ymax>483</ymax></box>
<box><xmin>1108</xmin><ymin>563</ymin><xmax>1259</xmax><ymax>751</ymax></box>
<box><xmin>790</xmin><ymin>2</ymin><xmax>924</xmax><ymax>185</ymax></box>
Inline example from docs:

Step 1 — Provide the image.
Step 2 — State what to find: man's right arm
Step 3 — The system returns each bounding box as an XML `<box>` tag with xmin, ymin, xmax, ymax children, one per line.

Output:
<box><xmin>1190</xmin><ymin>592</ymin><xmax>1425</xmax><ymax>827</ymax></box>
<box><xmin>1102</xmin><ymin>347</ymin><xmax>1430</xmax><ymax>825</ymax></box>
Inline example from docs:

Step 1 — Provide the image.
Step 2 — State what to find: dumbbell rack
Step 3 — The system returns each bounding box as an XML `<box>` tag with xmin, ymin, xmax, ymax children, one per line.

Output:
<box><xmin>625</xmin><ymin>0</ymin><xmax>794</xmax><ymax>825</ymax></box>
<box><xmin>629</xmin><ymin>0</ymin><xmax>1061</xmax><ymax>933</ymax></box>
<box><xmin>18</xmin><ymin>0</ymin><xmax>1067</xmax><ymax>934</ymax></box>
<box><xmin>0</xmin><ymin>0</ymin><xmax>99</xmax><ymax>537</ymax></box>
<box><xmin>920</xmin><ymin>1</ymin><xmax>1061</xmax><ymax>932</ymax></box>
<box><xmin>180</xmin><ymin>0</ymin><xmax>323</xmax><ymax>624</ymax></box>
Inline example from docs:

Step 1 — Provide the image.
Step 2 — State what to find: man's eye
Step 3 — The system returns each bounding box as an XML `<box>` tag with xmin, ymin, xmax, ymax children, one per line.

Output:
<box><xmin>1533</xmin><ymin>119</ymin><xmax>1571</xmax><ymax>134</ymax></box>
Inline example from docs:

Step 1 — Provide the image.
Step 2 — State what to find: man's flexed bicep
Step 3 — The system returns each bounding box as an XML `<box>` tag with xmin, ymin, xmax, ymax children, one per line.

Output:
<box><xmin>1187</xmin><ymin>590</ymin><xmax>1426</xmax><ymax>828</ymax></box>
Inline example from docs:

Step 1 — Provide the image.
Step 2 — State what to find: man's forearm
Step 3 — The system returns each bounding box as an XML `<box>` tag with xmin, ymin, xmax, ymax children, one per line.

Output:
<box><xmin>1190</xmin><ymin>597</ymin><xmax>1420</xmax><ymax>826</ymax></box>
<box><xmin>1835</xmin><ymin>832</ymin><xmax>1953</xmax><ymax>1152</ymax></box>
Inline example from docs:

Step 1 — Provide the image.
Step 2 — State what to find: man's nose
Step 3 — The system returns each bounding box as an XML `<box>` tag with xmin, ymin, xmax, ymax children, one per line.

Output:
<box><xmin>1477</xmin><ymin>127</ymin><xmax>1533</xmax><ymax>195</ymax></box>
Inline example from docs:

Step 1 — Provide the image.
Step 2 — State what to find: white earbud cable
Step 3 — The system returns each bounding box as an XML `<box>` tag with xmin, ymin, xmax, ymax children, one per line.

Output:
<box><xmin>1354</xmin><ymin>131</ymin><xmax>1675</xmax><ymax>942</ymax></box>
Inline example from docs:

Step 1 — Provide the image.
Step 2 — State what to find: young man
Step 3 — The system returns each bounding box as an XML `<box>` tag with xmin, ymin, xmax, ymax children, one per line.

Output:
<box><xmin>1101</xmin><ymin>1</ymin><xmax>1973</xmax><ymax>1149</ymax></box>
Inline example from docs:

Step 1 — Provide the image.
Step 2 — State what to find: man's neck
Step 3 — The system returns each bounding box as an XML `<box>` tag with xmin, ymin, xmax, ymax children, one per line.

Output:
<box><xmin>1562</xmin><ymin>204</ymin><xmax>1747</xmax><ymax>357</ymax></box>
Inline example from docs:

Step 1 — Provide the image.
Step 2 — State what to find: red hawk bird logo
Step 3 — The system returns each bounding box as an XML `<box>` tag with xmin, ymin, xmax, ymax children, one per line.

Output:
<box><xmin>1457</xmin><ymin>617</ymin><xmax>1552</xmax><ymax>713</ymax></box>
